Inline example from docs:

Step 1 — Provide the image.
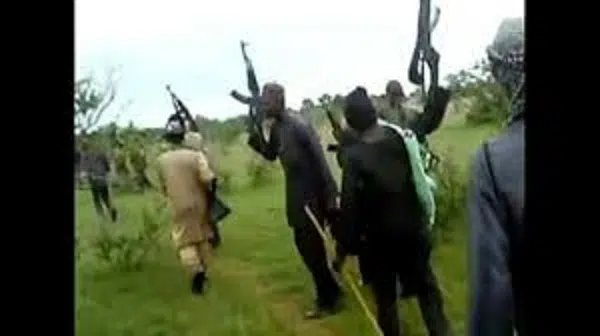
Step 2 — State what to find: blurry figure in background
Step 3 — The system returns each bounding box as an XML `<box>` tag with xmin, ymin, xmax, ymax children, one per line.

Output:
<box><xmin>247</xmin><ymin>82</ymin><xmax>343</xmax><ymax>319</ymax></box>
<box><xmin>467</xmin><ymin>17</ymin><xmax>526</xmax><ymax>336</ymax></box>
<box><xmin>299</xmin><ymin>98</ymin><xmax>315</xmax><ymax>125</ymax></box>
<box><xmin>336</xmin><ymin>86</ymin><xmax>450</xmax><ymax>336</ymax></box>
<box><xmin>382</xmin><ymin>80</ymin><xmax>409</xmax><ymax>127</ymax></box>
<box><xmin>128</xmin><ymin>146</ymin><xmax>153</xmax><ymax>191</ymax></box>
<box><xmin>80</xmin><ymin>141</ymin><xmax>118</xmax><ymax>222</ymax></box>
<box><xmin>156</xmin><ymin>114</ymin><xmax>219</xmax><ymax>295</ymax></box>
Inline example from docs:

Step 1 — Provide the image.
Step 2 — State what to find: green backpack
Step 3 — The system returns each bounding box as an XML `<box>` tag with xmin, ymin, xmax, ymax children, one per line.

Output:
<box><xmin>377</xmin><ymin>119</ymin><xmax>437</xmax><ymax>228</ymax></box>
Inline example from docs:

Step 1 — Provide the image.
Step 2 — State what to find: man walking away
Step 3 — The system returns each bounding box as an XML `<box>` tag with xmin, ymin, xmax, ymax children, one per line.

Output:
<box><xmin>468</xmin><ymin>17</ymin><xmax>526</xmax><ymax>336</ymax></box>
<box><xmin>183</xmin><ymin>130</ymin><xmax>224</xmax><ymax>248</ymax></box>
<box><xmin>156</xmin><ymin>115</ymin><xmax>219</xmax><ymax>295</ymax></box>
<box><xmin>247</xmin><ymin>82</ymin><xmax>343</xmax><ymax>319</ymax></box>
<box><xmin>80</xmin><ymin>141</ymin><xmax>118</xmax><ymax>222</ymax></box>
<box><xmin>336</xmin><ymin>87</ymin><xmax>450</xmax><ymax>336</ymax></box>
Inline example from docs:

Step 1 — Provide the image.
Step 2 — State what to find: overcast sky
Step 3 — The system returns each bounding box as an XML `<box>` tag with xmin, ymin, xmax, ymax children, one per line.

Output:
<box><xmin>75</xmin><ymin>0</ymin><xmax>524</xmax><ymax>128</ymax></box>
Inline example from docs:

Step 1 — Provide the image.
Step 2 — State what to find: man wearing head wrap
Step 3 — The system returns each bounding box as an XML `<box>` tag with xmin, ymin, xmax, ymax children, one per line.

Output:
<box><xmin>467</xmin><ymin>17</ymin><xmax>526</xmax><ymax>336</ymax></box>
<box><xmin>381</xmin><ymin>80</ymin><xmax>410</xmax><ymax>127</ymax></box>
<box><xmin>336</xmin><ymin>86</ymin><xmax>450</xmax><ymax>336</ymax></box>
<box><xmin>156</xmin><ymin>114</ymin><xmax>219</xmax><ymax>295</ymax></box>
<box><xmin>247</xmin><ymin>82</ymin><xmax>343</xmax><ymax>319</ymax></box>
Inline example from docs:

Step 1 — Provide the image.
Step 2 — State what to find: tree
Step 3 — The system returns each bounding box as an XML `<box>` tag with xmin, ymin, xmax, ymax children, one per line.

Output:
<box><xmin>318</xmin><ymin>94</ymin><xmax>332</xmax><ymax>106</ymax></box>
<box><xmin>74</xmin><ymin>68</ymin><xmax>119</xmax><ymax>135</ymax></box>
<box><xmin>444</xmin><ymin>58</ymin><xmax>509</xmax><ymax>126</ymax></box>
<box><xmin>301</xmin><ymin>98</ymin><xmax>314</xmax><ymax>109</ymax></box>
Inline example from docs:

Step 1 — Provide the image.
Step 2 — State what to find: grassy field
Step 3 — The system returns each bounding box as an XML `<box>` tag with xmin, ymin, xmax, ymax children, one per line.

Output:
<box><xmin>75</xmin><ymin>114</ymin><xmax>496</xmax><ymax>336</ymax></box>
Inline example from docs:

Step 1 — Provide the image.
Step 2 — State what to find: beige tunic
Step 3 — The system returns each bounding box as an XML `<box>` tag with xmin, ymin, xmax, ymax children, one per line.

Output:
<box><xmin>157</xmin><ymin>147</ymin><xmax>215</xmax><ymax>249</ymax></box>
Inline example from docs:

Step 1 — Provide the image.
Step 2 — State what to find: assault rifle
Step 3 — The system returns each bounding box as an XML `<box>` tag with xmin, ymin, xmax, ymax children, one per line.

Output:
<box><xmin>230</xmin><ymin>40</ymin><xmax>265</xmax><ymax>138</ymax></box>
<box><xmin>166</xmin><ymin>85</ymin><xmax>199</xmax><ymax>133</ymax></box>
<box><xmin>406</xmin><ymin>0</ymin><xmax>450</xmax><ymax>145</ymax></box>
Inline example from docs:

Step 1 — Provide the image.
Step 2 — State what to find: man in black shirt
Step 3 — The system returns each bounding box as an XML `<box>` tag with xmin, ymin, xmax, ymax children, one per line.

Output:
<box><xmin>247</xmin><ymin>82</ymin><xmax>342</xmax><ymax>319</ymax></box>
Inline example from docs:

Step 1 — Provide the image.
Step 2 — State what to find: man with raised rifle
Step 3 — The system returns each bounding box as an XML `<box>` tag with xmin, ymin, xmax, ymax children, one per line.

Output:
<box><xmin>335</xmin><ymin>86</ymin><xmax>450</xmax><ymax>336</ymax></box>
<box><xmin>247</xmin><ymin>82</ymin><xmax>343</xmax><ymax>319</ymax></box>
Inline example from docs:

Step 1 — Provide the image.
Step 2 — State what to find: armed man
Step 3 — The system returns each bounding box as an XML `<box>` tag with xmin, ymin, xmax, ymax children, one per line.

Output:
<box><xmin>468</xmin><ymin>17</ymin><xmax>527</xmax><ymax>336</ymax></box>
<box><xmin>79</xmin><ymin>140</ymin><xmax>118</xmax><ymax>222</ymax></box>
<box><xmin>247</xmin><ymin>82</ymin><xmax>343</xmax><ymax>319</ymax></box>
<box><xmin>166</xmin><ymin>85</ymin><xmax>226</xmax><ymax>248</ymax></box>
<box><xmin>183</xmin><ymin>129</ymin><xmax>225</xmax><ymax>248</ymax></box>
<box><xmin>156</xmin><ymin>114</ymin><xmax>219</xmax><ymax>295</ymax></box>
<box><xmin>335</xmin><ymin>87</ymin><xmax>450</xmax><ymax>336</ymax></box>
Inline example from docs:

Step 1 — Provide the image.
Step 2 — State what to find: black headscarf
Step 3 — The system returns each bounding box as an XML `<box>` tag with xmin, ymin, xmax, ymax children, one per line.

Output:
<box><xmin>344</xmin><ymin>86</ymin><xmax>377</xmax><ymax>133</ymax></box>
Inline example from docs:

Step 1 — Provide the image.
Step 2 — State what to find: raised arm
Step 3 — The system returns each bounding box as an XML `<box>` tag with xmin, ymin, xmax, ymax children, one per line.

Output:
<box><xmin>247</xmin><ymin>124</ymin><xmax>279</xmax><ymax>162</ymax></box>
<box><xmin>468</xmin><ymin>148</ymin><xmax>514</xmax><ymax>336</ymax></box>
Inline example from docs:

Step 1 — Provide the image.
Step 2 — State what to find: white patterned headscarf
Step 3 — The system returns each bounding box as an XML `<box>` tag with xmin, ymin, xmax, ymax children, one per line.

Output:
<box><xmin>487</xmin><ymin>17</ymin><xmax>525</xmax><ymax>123</ymax></box>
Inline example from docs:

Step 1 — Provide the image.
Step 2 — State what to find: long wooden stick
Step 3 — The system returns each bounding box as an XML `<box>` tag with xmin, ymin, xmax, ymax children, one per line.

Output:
<box><xmin>303</xmin><ymin>205</ymin><xmax>384</xmax><ymax>336</ymax></box>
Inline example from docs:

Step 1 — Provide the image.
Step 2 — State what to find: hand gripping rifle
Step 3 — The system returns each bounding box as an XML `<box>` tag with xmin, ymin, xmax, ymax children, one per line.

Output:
<box><xmin>406</xmin><ymin>1</ymin><xmax>450</xmax><ymax>147</ymax></box>
<box><xmin>230</xmin><ymin>41</ymin><xmax>265</xmax><ymax>138</ymax></box>
<box><xmin>164</xmin><ymin>85</ymin><xmax>232</xmax><ymax>225</ymax></box>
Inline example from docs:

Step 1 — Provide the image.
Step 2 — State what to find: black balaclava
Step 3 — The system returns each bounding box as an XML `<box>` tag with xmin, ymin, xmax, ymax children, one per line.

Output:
<box><xmin>163</xmin><ymin>113</ymin><xmax>186</xmax><ymax>144</ymax></box>
<box><xmin>344</xmin><ymin>86</ymin><xmax>377</xmax><ymax>133</ymax></box>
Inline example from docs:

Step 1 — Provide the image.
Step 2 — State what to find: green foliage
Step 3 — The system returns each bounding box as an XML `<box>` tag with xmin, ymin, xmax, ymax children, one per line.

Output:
<box><xmin>74</xmin><ymin>70</ymin><xmax>118</xmax><ymax>134</ymax></box>
<box><xmin>431</xmin><ymin>149</ymin><xmax>468</xmax><ymax>237</ymax></box>
<box><xmin>445</xmin><ymin>59</ymin><xmax>510</xmax><ymax>127</ymax></box>
<box><xmin>464</xmin><ymin>84</ymin><xmax>509</xmax><ymax>127</ymax></box>
<box><xmin>246</xmin><ymin>156</ymin><xmax>275</xmax><ymax>188</ymax></box>
<box><xmin>91</xmin><ymin>206</ymin><xmax>163</xmax><ymax>272</ymax></box>
<box><xmin>75</xmin><ymin>237</ymin><xmax>81</xmax><ymax>261</ymax></box>
<box><xmin>218</xmin><ymin>169</ymin><xmax>233</xmax><ymax>193</ymax></box>
<box><xmin>195</xmin><ymin>115</ymin><xmax>246</xmax><ymax>145</ymax></box>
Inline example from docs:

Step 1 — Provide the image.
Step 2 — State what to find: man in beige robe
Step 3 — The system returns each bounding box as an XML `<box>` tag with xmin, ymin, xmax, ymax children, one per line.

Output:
<box><xmin>157</xmin><ymin>118</ymin><xmax>217</xmax><ymax>295</ymax></box>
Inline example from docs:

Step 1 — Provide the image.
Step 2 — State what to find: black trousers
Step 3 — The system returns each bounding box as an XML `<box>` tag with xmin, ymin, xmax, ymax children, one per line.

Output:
<box><xmin>289</xmin><ymin>204</ymin><xmax>341</xmax><ymax>308</ymax></box>
<box><xmin>89</xmin><ymin>180</ymin><xmax>116</xmax><ymax>220</ymax></box>
<box><xmin>369</xmin><ymin>238</ymin><xmax>450</xmax><ymax>336</ymax></box>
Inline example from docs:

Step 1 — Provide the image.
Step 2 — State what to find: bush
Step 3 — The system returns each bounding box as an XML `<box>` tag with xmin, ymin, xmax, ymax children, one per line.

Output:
<box><xmin>246</xmin><ymin>156</ymin><xmax>275</xmax><ymax>188</ymax></box>
<box><xmin>90</xmin><ymin>206</ymin><xmax>164</xmax><ymax>272</ymax></box>
<box><xmin>218</xmin><ymin>169</ymin><xmax>233</xmax><ymax>193</ymax></box>
<box><xmin>464</xmin><ymin>83</ymin><xmax>510</xmax><ymax>127</ymax></box>
<box><xmin>431</xmin><ymin>150</ymin><xmax>468</xmax><ymax>238</ymax></box>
